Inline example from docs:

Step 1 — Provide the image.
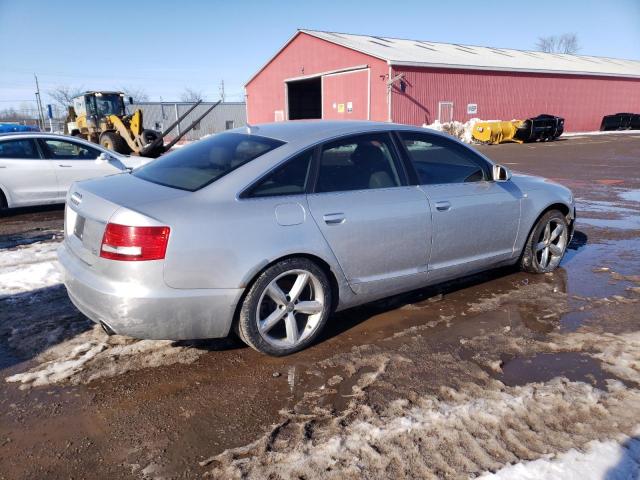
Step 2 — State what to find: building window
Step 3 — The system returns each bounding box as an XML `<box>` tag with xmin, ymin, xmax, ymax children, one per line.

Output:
<box><xmin>225</xmin><ymin>120</ymin><xmax>235</xmax><ymax>130</ymax></box>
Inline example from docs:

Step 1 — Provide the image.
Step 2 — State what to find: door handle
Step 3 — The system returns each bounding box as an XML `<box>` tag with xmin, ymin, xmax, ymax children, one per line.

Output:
<box><xmin>58</xmin><ymin>164</ymin><xmax>72</xmax><ymax>168</ymax></box>
<box><xmin>435</xmin><ymin>201</ymin><xmax>451</xmax><ymax>211</ymax></box>
<box><xmin>323</xmin><ymin>213</ymin><xmax>346</xmax><ymax>225</ymax></box>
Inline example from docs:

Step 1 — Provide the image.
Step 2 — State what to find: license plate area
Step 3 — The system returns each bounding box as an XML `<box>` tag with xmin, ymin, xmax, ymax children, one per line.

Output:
<box><xmin>74</xmin><ymin>215</ymin><xmax>86</xmax><ymax>240</ymax></box>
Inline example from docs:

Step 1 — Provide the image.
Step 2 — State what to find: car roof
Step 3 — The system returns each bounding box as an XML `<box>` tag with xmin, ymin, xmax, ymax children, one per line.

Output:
<box><xmin>231</xmin><ymin>120</ymin><xmax>432</xmax><ymax>144</ymax></box>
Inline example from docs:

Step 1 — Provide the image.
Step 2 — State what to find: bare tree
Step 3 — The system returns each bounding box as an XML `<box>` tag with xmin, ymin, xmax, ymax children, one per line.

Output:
<box><xmin>180</xmin><ymin>88</ymin><xmax>204</xmax><ymax>103</ymax></box>
<box><xmin>120</xmin><ymin>86</ymin><xmax>149</xmax><ymax>103</ymax></box>
<box><xmin>536</xmin><ymin>33</ymin><xmax>580</xmax><ymax>54</ymax></box>
<box><xmin>48</xmin><ymin>85</ymin><xmax>84</xmax><ymax>109</ymax></box>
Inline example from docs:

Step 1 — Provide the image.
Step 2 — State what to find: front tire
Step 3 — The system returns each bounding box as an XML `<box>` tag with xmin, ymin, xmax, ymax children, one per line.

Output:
<box><xmin>237</xmin><ymin>258</ymin><xmax>332</xmax><ymax>356</ymax></box>
<box><xmin>520</xmin><ymin>210</ymin><xmax>569</xmax><ymax>273</ymax></box>
<box><xmin>99</xmin><ymin>131</ymin><xmax>131</xmax><ymax>155</ymax></box>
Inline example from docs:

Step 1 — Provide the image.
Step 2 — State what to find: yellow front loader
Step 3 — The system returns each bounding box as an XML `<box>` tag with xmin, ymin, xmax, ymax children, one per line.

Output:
<box><xmin>65</xmin><ymin>91</ymin><xmax>219</xmax><ymax>157</ymax></box>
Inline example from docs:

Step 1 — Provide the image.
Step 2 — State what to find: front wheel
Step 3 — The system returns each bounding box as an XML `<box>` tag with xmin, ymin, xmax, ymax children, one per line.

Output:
<box><xmin>236</xmin><ymin>258</ymin><xmax>332</xmax><ymax>356</ymax></box>
<box><xmin>520</xmin><ymin>210</ymin><xmax>569</xmax><ymax>273</ymax></box>
<box><xmin>99</xmin><ymin>131</ymin><xmax>131</xmax><ymax>155</ymax></box>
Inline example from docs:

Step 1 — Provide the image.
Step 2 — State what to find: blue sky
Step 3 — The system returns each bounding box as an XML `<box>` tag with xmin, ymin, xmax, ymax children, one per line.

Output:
<box><xmin>1</xmin><ymin>0</ymin><xmax>639</xmax><ymax>108</ymax></box>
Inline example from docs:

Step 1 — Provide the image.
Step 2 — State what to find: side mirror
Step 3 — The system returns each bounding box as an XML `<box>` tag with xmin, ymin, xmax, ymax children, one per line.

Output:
<box><xmin>493</xmin><ymin>164</ymin><xmax>512</xmax><ymax>182</ymax></box>
<box><xmin>128</xmin><ymin>96</ymin><xmax>134</xmax><ymax>105</ymax></box>
<box><xmin>95</xmin><ymin>152</ymin><xmax>111</xmax><ymax>164</ymax></box>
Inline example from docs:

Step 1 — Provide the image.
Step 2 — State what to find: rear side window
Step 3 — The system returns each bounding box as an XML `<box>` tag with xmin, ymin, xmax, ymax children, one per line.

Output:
<box><xmin>0</xmin><ymin>139</ymin><xmax>40</xmax><ymax>159</ymax></box>
<box><xmin>399</xmin><ymin>132</ymin><xmax>489</xmax><ymax>184</ymax></box>
<box><xmin>133</xmin><ymin>133</ymin><xmax>285</xmax><ymax>191</ymax></box>
<box><xmin>315</xmin><ymin>133</ymin><xmax>402</xmax><ymax>193</ymax></box>
<box><xmin>246</xmin><ymin>149</ymin><xmax>313</xmax><ymax>198</ymax></box>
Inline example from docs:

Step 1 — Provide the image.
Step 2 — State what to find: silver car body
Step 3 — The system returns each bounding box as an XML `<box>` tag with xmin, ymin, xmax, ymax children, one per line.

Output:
<box><xmin>58</xmin><ymin>121</ymin><xmax>575</xmax><ymax>340</ymax></box>
<box><xmin>0</xmin><ymin>132</ymin><xmax>149</xmax><ymax>208</ymax></box>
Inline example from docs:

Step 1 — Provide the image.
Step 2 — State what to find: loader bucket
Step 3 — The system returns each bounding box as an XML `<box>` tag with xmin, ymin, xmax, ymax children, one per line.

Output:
<box><xmin>472</xmin><ymin>120</ymin><xmax>524</xmax><ymax>144</ymax></box>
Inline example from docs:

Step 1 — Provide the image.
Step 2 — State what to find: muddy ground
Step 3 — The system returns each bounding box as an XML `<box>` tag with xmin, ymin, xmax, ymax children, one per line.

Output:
<box><xmin>1</xmin><ymin>134</ymin><xmax>639</xmax><ymax>479</ymax></box>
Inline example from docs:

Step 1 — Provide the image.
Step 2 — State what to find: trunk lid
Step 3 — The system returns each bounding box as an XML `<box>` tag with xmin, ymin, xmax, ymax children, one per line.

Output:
<box><xmin>64</xmin><ymin>173</ymin><xmax>188</xmax><ymax>265</ymax></box>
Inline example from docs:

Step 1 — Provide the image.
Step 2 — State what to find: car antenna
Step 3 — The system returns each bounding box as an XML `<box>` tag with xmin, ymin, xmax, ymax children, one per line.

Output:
<box><xmin>246</xmin><ymin>123</ymin><xmax>258</xmax><ymax>134</ymax></box>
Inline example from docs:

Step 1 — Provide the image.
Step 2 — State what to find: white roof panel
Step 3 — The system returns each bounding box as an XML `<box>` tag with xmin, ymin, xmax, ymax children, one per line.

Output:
<box><xmin>300</xmin><ymin>29</ymin><xmax>640</xmax><ymax>79</ymax></box>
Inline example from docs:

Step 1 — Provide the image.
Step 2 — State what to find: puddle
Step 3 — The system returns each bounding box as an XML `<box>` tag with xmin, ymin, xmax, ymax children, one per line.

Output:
<box><xmin>578</xmin><ymin>216</ymin><xmax>640</xmax><ymax>230</ymax></box>
<box><xmin>619</xmin><ymin>189</ymin><xmax>640</xmax><ymax>203</ymax></box>
<box><xmin>576</xmin><ymin>199</ymin><xmax>637</xmax><ymax>215</ymax></box>
<box><xmin>500</xmin><ymin>352</ymin><xmax>612</xmax><ymax>390</ymax></box>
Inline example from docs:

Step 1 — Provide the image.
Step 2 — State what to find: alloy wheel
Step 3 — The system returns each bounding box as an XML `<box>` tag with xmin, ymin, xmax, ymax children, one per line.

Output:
<box><xmin>535</xmin><ymin>219</ymin><xmax>567</xmax><ymax>270</ymax></box>
<box><xmin>256</xmin><ymin>269</ymin><xmax>325</xmax><ymax>348</ymax></box>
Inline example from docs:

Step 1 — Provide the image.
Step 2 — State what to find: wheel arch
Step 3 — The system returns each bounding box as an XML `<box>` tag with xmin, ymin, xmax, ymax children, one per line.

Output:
<box><xmin>0</xmin><ymin>184</ymin><xmax>10</xmax><ymax>208</ymax></box>
<box><xmin>231</xmin><ymin>252</ymin><xmax>343</xmax><ymax>334</ymax></box>
<box><xmin>519</xmin><ymin>202</ymin><xmax>573</xmax><ymax>259</ymax></box>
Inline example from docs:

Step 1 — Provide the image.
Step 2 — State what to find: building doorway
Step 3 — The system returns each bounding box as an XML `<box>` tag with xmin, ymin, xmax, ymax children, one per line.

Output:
<box><xmin>287</xmin><ymin>77</ymin><xmax>321</xmax><ymax>120</ymax></box>
<box><xmin>438</xmin><ymin>101</ymin><xmax>454</xmax><ymax>123</ymax></box>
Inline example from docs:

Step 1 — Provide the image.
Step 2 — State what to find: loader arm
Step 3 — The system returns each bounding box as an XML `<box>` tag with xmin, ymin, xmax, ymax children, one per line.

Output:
<box><xmin>107</xmin><ymin>113</ymin><xmax>142</xmax><ymax>154</ymax></box>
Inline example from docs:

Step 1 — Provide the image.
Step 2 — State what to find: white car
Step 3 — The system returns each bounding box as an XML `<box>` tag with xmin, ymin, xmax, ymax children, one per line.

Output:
<box><xmin>0</xmin><ymin>132</ymin><xmax>150</xmax><ymax>209</ymax></box>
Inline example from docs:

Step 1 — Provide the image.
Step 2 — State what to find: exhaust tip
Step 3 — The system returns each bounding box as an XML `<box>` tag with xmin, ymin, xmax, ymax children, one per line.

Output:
<box><xmin>100</xmin><ymin>321</ymin><xmax>116</xmax><ymax>336</ymax></box>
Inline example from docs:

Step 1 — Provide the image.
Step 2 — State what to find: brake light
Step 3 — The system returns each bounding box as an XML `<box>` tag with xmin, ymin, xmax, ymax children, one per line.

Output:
<box><xmin>100</xmin><ymin>223</ymin><xmax>170</xmax><ymax>261</ymax></box>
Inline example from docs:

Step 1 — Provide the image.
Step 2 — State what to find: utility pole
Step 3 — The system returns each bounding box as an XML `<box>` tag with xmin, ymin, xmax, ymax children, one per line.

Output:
<box><xmin>219</xmin><ymin>80</ymin><xmax>225</xmax><ymax>102</ymax></box>
<box><xmin>34</xmin><ymin>74</ymin><xmax>45</xmax><ymax>129</ymax></box>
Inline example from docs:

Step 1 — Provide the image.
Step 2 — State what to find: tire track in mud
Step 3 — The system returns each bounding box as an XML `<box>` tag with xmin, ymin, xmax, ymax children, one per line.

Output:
<box><xmin>203</xmin><ymin>284</ymin><xmax>640</xmax><ymax>479</ymax></box>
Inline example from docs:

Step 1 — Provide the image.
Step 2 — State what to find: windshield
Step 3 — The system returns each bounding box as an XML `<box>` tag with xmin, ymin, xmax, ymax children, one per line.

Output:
<box><xmin>133</xmin><ymin>132</ymin><xmax>285</xmax><ymax>191</ymax></box>
<box><xmin>91</xmin><ymin>94</ymin><xmax>125</xmax><ymax>116</ymax></box>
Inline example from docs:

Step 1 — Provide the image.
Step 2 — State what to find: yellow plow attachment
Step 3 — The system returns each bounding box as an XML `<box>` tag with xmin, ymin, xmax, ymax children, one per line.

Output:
<box><xmin>472</xmin><ymin>120</ymin><xmax>524</xmax><ymax>144</ymax></box>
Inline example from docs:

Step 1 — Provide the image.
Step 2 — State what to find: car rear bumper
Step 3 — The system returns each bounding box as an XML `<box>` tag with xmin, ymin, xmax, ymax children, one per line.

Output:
<box><xmin>58</xmin><ymin>243</ymin><xmax>243</xmax><ymax>340</ymax></box>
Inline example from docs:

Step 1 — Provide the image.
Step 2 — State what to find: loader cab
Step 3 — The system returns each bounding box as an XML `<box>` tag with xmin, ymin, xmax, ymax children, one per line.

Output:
<box><xmin>86</xmin><ymin>92</ymin><xmax>127</xmax><ymax>118</ymax></box>
<box><xmin>72</xmin><ymin>92</ymin><xmax>126</xmax><ymax>120</ymax></box>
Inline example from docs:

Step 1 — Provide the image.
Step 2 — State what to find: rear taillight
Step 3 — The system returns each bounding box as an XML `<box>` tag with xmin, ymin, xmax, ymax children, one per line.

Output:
<box><xmin>100</xmin><ymin>223</ymin><xmax>170</xmax><ymax>261</ymax></box>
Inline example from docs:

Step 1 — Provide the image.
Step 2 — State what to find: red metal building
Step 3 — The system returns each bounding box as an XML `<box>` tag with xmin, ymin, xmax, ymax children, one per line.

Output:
<box><xmin>245</xmin><ymin>30</ymin><xmax>640</xmax><ymax>132</ymax></box>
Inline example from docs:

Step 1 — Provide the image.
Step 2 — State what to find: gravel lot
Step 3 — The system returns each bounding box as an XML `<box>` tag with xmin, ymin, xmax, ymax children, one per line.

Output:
<box><xmin>1</xmin><ymin>133</ymin><xmax>639</xmax><ymax>479</ymax></box>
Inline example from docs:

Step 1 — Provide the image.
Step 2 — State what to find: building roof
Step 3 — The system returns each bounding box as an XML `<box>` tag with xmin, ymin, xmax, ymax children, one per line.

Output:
<box><xmin>290</xmin><ymin>30</ymin><xmax>640</xmax><ymax>79</ymax></box>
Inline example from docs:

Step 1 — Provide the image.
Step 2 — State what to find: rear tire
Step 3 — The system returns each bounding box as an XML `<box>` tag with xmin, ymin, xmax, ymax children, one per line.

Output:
<box><xmin>236</xmin><ymin>258</ymin><xmax>332</xmax><ymax>356</ymax></box>
<box><xmin>520</xmin><ymin>210</ymin><xmax>569</xmax><ymax>273</ymax></box>
<box><xmin>99</xmin><ymin>131</ymin><xmax>131</xmax><ymax>155</ymax></box>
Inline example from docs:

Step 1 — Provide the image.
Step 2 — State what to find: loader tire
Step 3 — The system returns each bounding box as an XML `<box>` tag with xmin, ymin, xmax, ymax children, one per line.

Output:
<box><xmin>100</xmin><ymin>131</ymin><xmax>131</xmax><ymax>155</ymax></box>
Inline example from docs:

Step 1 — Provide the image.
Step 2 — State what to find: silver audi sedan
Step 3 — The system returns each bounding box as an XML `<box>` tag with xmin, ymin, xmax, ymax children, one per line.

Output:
<box><xmin>58</xmin><ymin>121</ymin><xmax>575</xmax><ymax>356</ymax></box>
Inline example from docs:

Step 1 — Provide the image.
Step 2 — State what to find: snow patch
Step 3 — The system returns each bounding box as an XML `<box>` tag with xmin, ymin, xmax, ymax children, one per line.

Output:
<box><xmin>0</xmin><ymin>241</ymin><xmax>61</xmax><ymax>297</ymax></box>
<box><xmin>479</xmin><ymin>433</ymin><xmax>640</xmax><ymax>480</ymax></box>
<box><xmin>5</xmin><ymin>325</ymin><xmax>205</xmax><ymax>389</ymax></box>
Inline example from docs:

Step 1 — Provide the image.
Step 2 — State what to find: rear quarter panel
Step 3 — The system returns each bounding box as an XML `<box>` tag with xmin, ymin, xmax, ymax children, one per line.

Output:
<box><xmin>155</xmin><ymin>191</ymin><xmax>348</xmax><ymax>295</ymax></box>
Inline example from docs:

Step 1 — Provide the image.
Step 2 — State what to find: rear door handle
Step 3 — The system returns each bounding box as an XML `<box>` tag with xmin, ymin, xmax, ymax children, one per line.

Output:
<box><xmin>58</xmin><ymin>164</ymin><xmax>73</xmax><ymax>167</ymax></box>
<box><xmin>323</xmin><ymin>213</ymin><xmax>346</xmax><ymax>225</ymax></box>
<box><xmin>435</xmin><ymin>201</ymin><xmax>451</xmax><ymax>211</ymax></box>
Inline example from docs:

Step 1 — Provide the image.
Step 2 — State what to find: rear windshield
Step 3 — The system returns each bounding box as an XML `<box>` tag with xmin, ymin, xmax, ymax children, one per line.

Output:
<box><xmin>133</xmin><ymin>132</ymin><xmax>285</xmax><ymax>191</ymax></box>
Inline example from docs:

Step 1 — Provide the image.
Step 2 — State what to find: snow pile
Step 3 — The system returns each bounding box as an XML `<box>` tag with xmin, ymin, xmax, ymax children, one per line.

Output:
<box><xmin>423</xmin><ymin>118</ymin><xmax>482</xmax><ymax>143</ymax></box>
<box><xmin>563</xmin><ymin>130</ymin><xmax>640</xmax><ymax>138</ymax></box>
<box><xmin>5</xmin><ymin>325</ymin><xmax>205</xmax><ymax>389</ymax></box>
<box><xmin>0</xmin><ymin>241</ymin><xmax>62</xmax><ymax>297</ymax></box>
<box><xmin>479</xmin><ymin>433</ymin><xmax>640</xmax><ymax>480</ymax></box>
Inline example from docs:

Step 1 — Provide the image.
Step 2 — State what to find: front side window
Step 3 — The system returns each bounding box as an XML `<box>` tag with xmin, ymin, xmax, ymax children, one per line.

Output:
<box><xmin>0</xmin><ymin>139</ymin><xmax>40</xmax><ymax>159</ymax></box>
<box><xmin>315</xmin><ymin>133</ymin><xmax>402</xmax><ymax>193</ymax></box>
<box><xmin>42</xmin><ymin>139</ymin><xmax>100</xmax><ymax>160</ymax></box>
<box><xmin>133</xmin><ymin>132</ymin><xmax>285</xmax><ymax>191</ymax></box>
<box><xmin>399</xmin><ymin>132</ymin><xmax>488</xmax><ymax>184</ymax></box>
<box><xmin>246</xmin><ymin>149</ymin><xmax>313</xmax><ymax>198</ymax></box>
